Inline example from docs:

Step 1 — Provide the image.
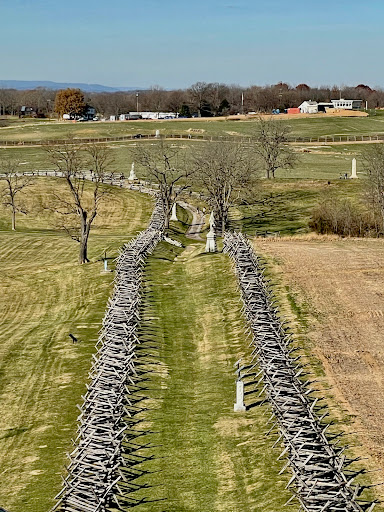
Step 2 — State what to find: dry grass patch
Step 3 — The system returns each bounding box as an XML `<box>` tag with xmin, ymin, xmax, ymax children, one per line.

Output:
<box><xmin>254</xmin><ymin>237</ymin><xmax>384</xmax><ymax>507</ymax></box>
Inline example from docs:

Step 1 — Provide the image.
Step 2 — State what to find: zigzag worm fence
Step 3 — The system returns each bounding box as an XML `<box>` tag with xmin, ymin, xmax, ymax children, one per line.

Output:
<box><xmin>52</xmin><ymin>199</ymin><xmax>165</xmax><ymax>512</ymax></box>
<box><xmin>224</xmin><ymin>232</ymin><xmax>376</xmax><ymax>512</ymax></box>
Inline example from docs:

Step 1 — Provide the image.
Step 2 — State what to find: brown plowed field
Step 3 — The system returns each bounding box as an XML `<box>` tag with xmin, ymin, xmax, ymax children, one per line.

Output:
<box><xmin>254</xmin><ymin>237</ymin><xmax>384</xmax><ymax>489</ymax></box>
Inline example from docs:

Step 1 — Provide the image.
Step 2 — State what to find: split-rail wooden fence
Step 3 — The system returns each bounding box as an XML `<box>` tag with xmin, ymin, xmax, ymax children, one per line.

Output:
<box><xmin>52</xmin><ymin>198</ymin><xmax>165</xmax><ymax>512</ymax></box>
<box><xmin>224</xmin><ymin>232</ymin><xmax>376</xmax><ymax>512</ymax></box>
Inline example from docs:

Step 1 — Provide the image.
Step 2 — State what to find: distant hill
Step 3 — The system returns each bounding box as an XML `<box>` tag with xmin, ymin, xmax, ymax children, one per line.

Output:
<box><xmin>0</xmin><ymin>80</ymin><xmax>141</xmax><ymax>92</ymax></box>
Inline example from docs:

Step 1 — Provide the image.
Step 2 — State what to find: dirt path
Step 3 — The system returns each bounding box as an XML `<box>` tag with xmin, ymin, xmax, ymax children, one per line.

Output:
<box><xmin>254</xmin><ymin>237</ymin><xmax>384</xmax><ymax>499</ymax></box>
<box><xmin>178</xmin><ymin>201</ymin><xmax>205</xmax><ymax>240</ymax></box>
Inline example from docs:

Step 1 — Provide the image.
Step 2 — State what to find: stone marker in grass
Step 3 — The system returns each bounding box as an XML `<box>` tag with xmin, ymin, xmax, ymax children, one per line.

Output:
<box><xmin>128</xmin><ymin>162</ymin><xmax>137</xmax><ymax>181</ymax></box>
<box><xmin>170</xmin><ymin>202</ymin><xmax>178</xmax><ymax>221</ymax></box>
<box><xmin>234</xmin><ymin>358</ymin><xmax>246</xmax><ymax>412</ymax></box>
<box><xmin>206</xmin><ymin>212</ymin><xmax>217</xmax><ymax>252</ymax></box>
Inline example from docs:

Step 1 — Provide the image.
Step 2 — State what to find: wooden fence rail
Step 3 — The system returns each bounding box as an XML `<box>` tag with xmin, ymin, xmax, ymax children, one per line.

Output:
<box><xmin>52</xmin><ymin>198</ymin><xmax>165</xmax><ymax>512</ymax></box>
<box><xmin>0</xmin><ymin>132</ymin><xmax>383</xmax><ymax>147</ymax></box>
<box><xmin>223</xmin><ymin>232</ymin><xmax>376</xmax><ymax>512</ymax></box>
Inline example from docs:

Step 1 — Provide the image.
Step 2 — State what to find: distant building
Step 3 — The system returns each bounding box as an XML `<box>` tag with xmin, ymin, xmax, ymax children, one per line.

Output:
<box><xmin>82</xmin><ymin>106</ymin><xmax>96</xmax><ymax>120</ymax></box>
<box><xmin>19</xmin><ymin>106</ymin><xmax>38</xmax><ymax>118</ymax></box>
<box><xmin>299</xmin><ymin>99</ymin><xmax>363</xmax><ymax>113</ymax></box>
<box><xmin>63</xmin><ymin>106</ymin><xmax>96</xmax><ymax>121</ymax></box>
<box><xmin>331</xmin><ymin>99</ymin><xmax>362</xmax><ymax>110</ymax></box>
<box><xmin>299</xmin><ymin>101</ymin><xmax>319</xmax><ymax>114</ymax></box>
<box><xmin>287</xmin><ymin>107</ymin><xmax>300</xmax><ymax>114</ymax></box>
<box><xmin>119</xmin><ymin>113</ymin><xmax>142</xmax><ymax>121</ymax></box>
<box><xmin>119</xmin><ymin>111</ymin><xmax>177</xmax><ymax>120</ymax></box>
<box><xmin>317</xmin><ymin>102</ymin><xmax>334</xmax><ymax>112</ymax></box>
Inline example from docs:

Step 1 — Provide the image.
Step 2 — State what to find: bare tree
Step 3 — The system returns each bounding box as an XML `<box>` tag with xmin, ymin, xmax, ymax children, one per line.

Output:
<box><xmin>188</xmin><ymin>82</ymin><xmax>212</xmax><ymax>116</ymax></box>
<box><xmin>46</xmin><ymin>142</ymin><xmax>113</xmax><ymax>264</ymax></box>
<box><xmin>0</xmin><ymin>159</ymin><xmax>31</xmax><ymax>230</ymax></box>
<box><xmin>132</xmin><ymin>141</ymin><xmax>194</xmax><ymax>228</ymax></box>
<box><xmin>252</xmin><ymin>117</ymin><xmax>298</xmax><ymax>178</ymax></box>
<box><xmin>194</xmin><ymin>141</ymin><xmax>256</xmax><ymax>234</ymax></box>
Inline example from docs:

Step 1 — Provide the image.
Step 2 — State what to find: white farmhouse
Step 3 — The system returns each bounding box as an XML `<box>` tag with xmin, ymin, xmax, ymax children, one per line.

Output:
<box><xmin>299</xmin><ymin>101</ymin><xmax>318</xmax><ymax>114</ymax></box>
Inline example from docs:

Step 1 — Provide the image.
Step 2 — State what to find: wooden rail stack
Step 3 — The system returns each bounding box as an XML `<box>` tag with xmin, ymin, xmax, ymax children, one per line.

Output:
<box><xmin>223</xmin><ymin>232</ymin><xmax>376</xmax><ymax>512</ymax></box>
<box><xmin>52</xmin><ymin>198</ymin><xmax>165</xmax><ymax>512</ymax></box>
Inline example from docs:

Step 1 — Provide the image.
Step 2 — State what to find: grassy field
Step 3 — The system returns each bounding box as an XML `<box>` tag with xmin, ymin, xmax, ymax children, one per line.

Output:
<box><xmin>0</xmin><ymin>141</ymin><xmax>369</xmax><ymax>239</ymax></box>
<box><xmin>229</xmin><ymin>179</ymin><xmax>365</xmax><ymax>236</ymax></box>
<box><xmin>0</xmin><ymin>188</ymin><xmax>296</xmax><ymax>512</ymax></box>
<box><xmin>0</xmin><ymin>179</ymin><xmax>153</xmax><ymax>512</ymax></box>
<box><xmin>2</xmin><ymin>112</ymin><xmax>384</xmax><ymax>142</ymax></box>
<box><xmin>124</xmin><ymin>236</ymin><xmax>295</xmax><ymax>512</ymax></box>
<box><xmin>0</xmin><ymin>113</ymin><xmax>378</xmax><ymax>183</ymax></box>
<box><xmin>0</xmin><ymin>117</ymin><xmax>383</xmax><ymax>511</ymax></box>
<box><xmin>0</xmin><ymin>139</ymin><xmax>369</xmax><ymax>182</ymax></box>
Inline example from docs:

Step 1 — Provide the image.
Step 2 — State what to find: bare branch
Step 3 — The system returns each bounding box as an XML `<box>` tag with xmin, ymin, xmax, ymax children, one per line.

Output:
<box><xmin>252</xmin><ymin>116</ymin><xmax>298</xmax><ymax>178</ymax></box>
<box><xmin>46</xmin><ymin>141</ymin><xmax>113</xmax><ymax>264</ymax></box>
<box><xmin>132</xmin><ymin>141</ymin><xmax>194</xmax><ymax>228</ymax></box>
<box><xmin>193</xmin><ymin>141</ymin><xmax>258</xmax><ymax>233</ymax></box>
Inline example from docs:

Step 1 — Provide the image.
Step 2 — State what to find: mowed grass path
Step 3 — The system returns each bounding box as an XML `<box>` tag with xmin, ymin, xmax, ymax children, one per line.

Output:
<box><xmin>0</xmin><ymin>181</ymin><xmax>153</xmax><ymax>512</ymax></box>
<box><xmin>132</xmin><ymin>240</ymin><xmax>294</xmax><ymax>512</ymax></box>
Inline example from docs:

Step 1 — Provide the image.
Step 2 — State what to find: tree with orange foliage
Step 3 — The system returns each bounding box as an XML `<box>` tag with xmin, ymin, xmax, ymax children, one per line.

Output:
<box><xmin>54</xmin><ymin>88</ymin><xmax>85</xmax><ymax>118</ymax></box>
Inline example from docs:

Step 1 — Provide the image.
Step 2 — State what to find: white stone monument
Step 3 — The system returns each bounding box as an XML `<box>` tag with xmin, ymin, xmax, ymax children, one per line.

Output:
<box><xmin>234</xmin><ymin>380</ymin><xmax>246</xmax><ymax>412</ymax></box>
<box><xmin>170</xmin><ymin>202</ymin><xmax>178</xmax><ymax>221</ymax></box>
<box><xmin>351</xmin><ymin>158</ymin><xmax>358</xmax><ymax>179</ymax></box>
<box><xmin>234</xmin><ymin>358</ymin><xmax>246</xmax><ymax>411</ymax></box>
<box><xmin>155</xmin><ymin>129</ymin><xmax>160</xmax><ymax>138</ymax></box>
<box><xmin>205</xmin><ymin>211</ymin><xmax>217</xmax><ymax>253</ymax></box>
<box><xmin>128</xmin><ymin>162</ymin><xmax>137</xmax><ymax>181</ymax></box>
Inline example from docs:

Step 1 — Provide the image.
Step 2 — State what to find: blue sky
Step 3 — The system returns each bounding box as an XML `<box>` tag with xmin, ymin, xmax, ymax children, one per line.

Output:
<box><xmin>1</xmin><ymin>0</ymin><xmax>383</xmax><ymax>89</ymax></box>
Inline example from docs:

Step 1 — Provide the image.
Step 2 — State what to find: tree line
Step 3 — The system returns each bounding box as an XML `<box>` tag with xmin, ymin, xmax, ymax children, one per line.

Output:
<box><xmin>0</xmin><ymin>82</ymin><xmax>383</xmax><ymax>118</ymax></box>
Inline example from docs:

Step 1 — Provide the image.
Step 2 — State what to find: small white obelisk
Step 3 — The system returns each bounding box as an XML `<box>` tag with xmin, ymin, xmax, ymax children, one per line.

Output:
<box><xmin>170</xmin><ymin>202</ymin><xmax>178</xmax><ymax>221</ymax></box>
<box><xmin>205</xmin><ymin>211</ymin><xmax>217</xmax><ymax>252</ymax></box>
<box><xmin>128</xmin><ymin>162</ymin><xmax>137</xmax><ymax>181</ymax></box>
<box><xmin>351</xmin><ymin>158</ymin><xmax>358</xmax><ymax>179</ymax></box>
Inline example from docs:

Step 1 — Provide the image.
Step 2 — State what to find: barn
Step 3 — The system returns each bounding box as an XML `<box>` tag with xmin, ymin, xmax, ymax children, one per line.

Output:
<box><xmin>298</xmin><ymin>101</ymin><xmax>318</xmax><ymax>114</ymax></box>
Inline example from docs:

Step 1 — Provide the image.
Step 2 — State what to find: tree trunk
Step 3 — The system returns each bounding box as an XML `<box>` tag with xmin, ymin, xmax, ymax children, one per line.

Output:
<box><xmin>163</xmin><ymin>196</ymin><xmax>170</xmax><ymax>229</ymax></box>
<box><xmin>79</xmin><ymin>213</ymin><xmax>90</xmax><ymax>264</ymax></box>
<box><xmin>165</xmin><ymin>213</ymin><xmax>170</xmax><ymax>229</ymax></box>
<box><xmin>79</xmin><ymin>238</ymin><xmax>89</xmax><ymax>265</ymax></box>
